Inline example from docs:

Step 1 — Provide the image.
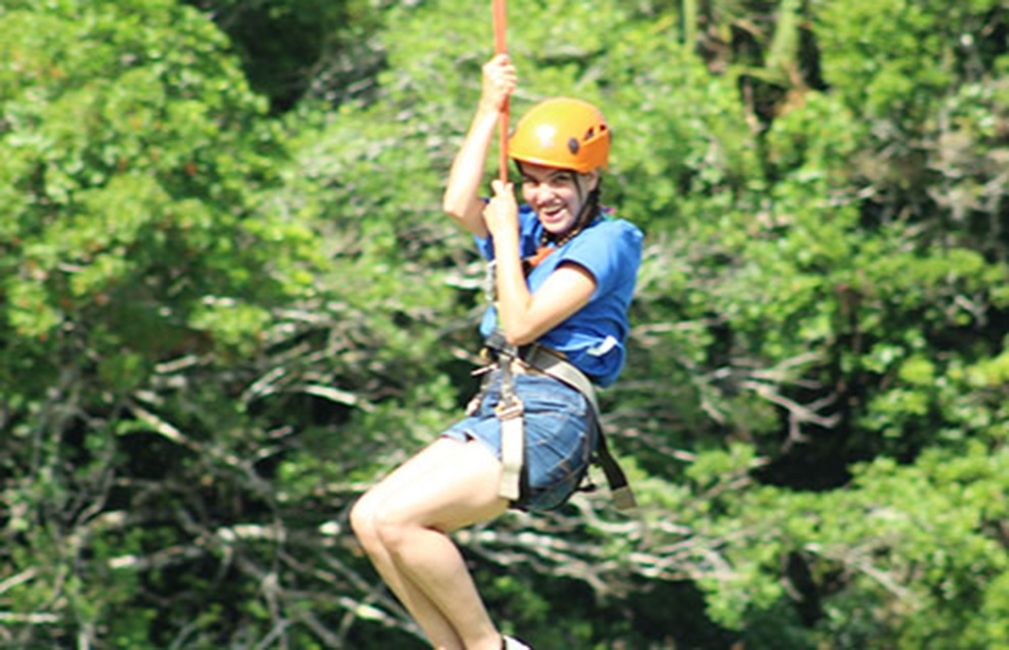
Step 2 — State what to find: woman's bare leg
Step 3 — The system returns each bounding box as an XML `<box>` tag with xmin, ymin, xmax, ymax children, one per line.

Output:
<box><xmin>374</xmin><ymin>440</ymin><xmax>510</xmax><ymax>649</ymax></box>
<box><xmin>352</xmin><ymin>439</ymin><xmax>473</xmax><ymax>649</ymax></box>
<box><xmin>351</xmin><ymin>437</ymin><xmax>509</xmax><ymax>650</ymax></box>
<box><xmin>353</xmin><ymin>493</ymin><xmax>463</xmax><ymax>648</ymax></box>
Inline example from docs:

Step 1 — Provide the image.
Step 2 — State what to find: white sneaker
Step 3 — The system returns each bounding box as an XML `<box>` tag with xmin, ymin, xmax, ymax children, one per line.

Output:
<box><xmin>502</xmin><ymin>635</ymin><xmax>532</xmax><ymax>650</ymax></box>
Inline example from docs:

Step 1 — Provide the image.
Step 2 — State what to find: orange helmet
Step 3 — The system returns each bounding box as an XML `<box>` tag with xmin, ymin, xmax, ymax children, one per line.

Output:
<box><xmin>508</xmin><ymin>97</ymin><xmax>610</xmax><ymax>173</ymax></box>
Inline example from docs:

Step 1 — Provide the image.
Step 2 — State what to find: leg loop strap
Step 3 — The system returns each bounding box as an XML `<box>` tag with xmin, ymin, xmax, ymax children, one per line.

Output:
<box><xmin>495</xmin><ymin>343</ymin><xmax>524</xmax><ymax>502</ymax></box>
<box><xmin>497</xmin><ymin>398</ymin><xmax>524</xmax><ymax>501</ymax></box>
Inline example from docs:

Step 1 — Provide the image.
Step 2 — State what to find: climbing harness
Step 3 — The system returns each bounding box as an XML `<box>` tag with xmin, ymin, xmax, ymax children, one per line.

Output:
<box><xmin>475</xmin><ymin>331</ymin><xmax>636</xmax><ymax>509</ymax></box>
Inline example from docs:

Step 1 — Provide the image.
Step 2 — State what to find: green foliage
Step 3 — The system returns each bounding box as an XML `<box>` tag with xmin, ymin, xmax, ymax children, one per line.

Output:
<box><xmin>0</xmin><ymin>0</ymin><xmax>332</xmax><ymax>646</ymax></box>
<box><xmin>3</xmin><ymin>0</ymin><xmax>1009</xmax><ymax>647</ymax></box>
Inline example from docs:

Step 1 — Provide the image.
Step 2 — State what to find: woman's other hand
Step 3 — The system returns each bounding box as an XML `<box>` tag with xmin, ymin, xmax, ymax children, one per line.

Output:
<box><xmin>483</xmin><ymin>179</ymin><xmax>518</xmax><ymax>242</ymax></box>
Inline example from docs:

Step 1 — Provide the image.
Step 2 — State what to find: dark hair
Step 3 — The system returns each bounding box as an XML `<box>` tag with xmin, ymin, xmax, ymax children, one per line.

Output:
<box><xmin>575</xmin><ymin>176</ymin><xmax>603</xmax><ymax>230</ymax></box>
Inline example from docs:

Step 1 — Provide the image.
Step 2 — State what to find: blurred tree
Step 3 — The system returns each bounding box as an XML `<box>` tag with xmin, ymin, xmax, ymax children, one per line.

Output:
<box><xmin>183</xmin><ymin>0</ymin><xmax>387</xmax><ymax>111</ymax></box>
<box><xmin>0</xmin><ymin>0</ymin><xmax>331</xmax><ymax>645</ymax></box>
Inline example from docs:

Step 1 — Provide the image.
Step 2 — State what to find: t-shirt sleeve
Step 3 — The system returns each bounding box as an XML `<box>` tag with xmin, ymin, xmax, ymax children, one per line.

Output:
<box><xmin>558</xmin><ymin>220</ymin><xmax>643</xmax><ymax>298</ymax></box>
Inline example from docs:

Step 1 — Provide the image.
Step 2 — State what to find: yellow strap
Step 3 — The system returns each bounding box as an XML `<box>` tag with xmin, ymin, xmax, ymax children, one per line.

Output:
<box><xmin>496</xmin><ymin>351</ymin><xmax>524</xmax><ymax>502</ymax></box>
<box><xmin>498</xmin><ymin>409</ymin><xmax>523</xmax><ymax>501</ymax></box>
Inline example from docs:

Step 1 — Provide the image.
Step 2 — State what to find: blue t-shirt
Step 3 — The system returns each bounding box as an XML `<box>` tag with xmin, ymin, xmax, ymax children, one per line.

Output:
<box><xmin>475</xmin><ymin>204</ymin><xmax>643</xmax><ymax>387</ymax></box>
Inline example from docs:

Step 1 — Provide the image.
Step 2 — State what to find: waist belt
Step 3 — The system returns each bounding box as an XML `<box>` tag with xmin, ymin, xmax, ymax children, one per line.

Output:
<box><xmin>480</xmin><ymin>336</ymin><xmax>636</xmax><ymax>510</ymax></box>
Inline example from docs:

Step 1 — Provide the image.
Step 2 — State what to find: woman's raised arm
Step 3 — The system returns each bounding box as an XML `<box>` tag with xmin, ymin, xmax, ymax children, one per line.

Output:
<box><xmin>442</xmin><ymin>54</ymin><xmax>516</xmax><ymax>238</ymax></box>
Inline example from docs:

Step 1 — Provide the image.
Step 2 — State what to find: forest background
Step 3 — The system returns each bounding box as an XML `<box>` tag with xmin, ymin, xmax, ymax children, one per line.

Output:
<box><xmin>2</xmin><ymin>0</ymin><xmax>1009</xmax><ymax>648</ymax></box>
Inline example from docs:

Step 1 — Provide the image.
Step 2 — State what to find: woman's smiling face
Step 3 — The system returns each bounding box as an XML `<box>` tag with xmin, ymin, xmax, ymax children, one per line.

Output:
<box><xmin>519</xmin><ymin>162</ymin><xmax>598</xmax><ymax>237</ymax></box>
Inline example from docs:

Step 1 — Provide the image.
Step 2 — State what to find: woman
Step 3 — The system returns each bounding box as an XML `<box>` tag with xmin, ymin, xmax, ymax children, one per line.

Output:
<box><xmin>350</xmin><ymin>53</ymin><xmax>643</xmax><ymax>650</ymax></box>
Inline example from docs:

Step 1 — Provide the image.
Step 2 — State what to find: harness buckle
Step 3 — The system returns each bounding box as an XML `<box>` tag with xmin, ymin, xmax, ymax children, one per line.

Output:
<box><xmin>494</xmin><ymin>399</ymin><xmax>524</xmax><ymax>420</ymax></box>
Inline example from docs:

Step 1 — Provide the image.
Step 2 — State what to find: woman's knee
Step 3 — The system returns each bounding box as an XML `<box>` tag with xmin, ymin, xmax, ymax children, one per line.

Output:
<box><xmin>370</xmin><ymin>504</ymin><xmax>420</xmax><ymax>555</ymax></box>
<box><xmin>351</xmin><ymin>493</ymin><xmax>413</xmax><ymax>551</ymax></box>
<box><xmin>349</xmin><ymin>493</ymin><xmax>384</xmax><ymax>550</ymax></box>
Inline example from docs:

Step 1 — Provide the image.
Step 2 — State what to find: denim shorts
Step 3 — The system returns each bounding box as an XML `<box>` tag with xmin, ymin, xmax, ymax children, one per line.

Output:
<box><xmin>442</xmin><ymin>370</ymin><xmax>598</xmax><ymax>511</ymax></box>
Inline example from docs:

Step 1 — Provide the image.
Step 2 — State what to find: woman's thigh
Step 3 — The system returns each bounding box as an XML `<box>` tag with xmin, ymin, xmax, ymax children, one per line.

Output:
<box><xmin>361</xmin><ymin>437</ymin><xmax>509</xmax><ymax>533</ymax></box>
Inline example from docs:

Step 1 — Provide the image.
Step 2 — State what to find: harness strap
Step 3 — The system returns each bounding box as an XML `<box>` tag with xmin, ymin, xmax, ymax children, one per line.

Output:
<box><xmin>495</xmin><ymin>343</ymin><xmax>524</xmax><ymax>501</ymax></box>
<box><xmin>594</xmin><ymin>428</ymin><xmax>637</xmax><ymax>510</ymax></box>
<box><xmin>498</xmin><ymin>412</ymin><xmax>524</xmax><ymax>501</ymax></box>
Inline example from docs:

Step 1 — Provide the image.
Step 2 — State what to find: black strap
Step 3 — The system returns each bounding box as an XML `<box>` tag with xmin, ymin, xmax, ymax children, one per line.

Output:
<box><xmin>591</xmin><ymin>419</ymin><xmax>636</xmax><ymax>510</ymax></box>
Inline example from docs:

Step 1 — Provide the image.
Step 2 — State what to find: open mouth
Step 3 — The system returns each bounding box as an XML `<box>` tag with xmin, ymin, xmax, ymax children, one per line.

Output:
<box><xmin>539</xmin><ymin>204</ymin><xmax>567</xmax><ymax>223</ymax></box>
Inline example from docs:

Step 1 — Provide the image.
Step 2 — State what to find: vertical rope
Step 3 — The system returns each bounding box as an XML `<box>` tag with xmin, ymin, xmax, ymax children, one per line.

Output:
<box><xmin>492</xmin><ymin>0</ymin><xmax>509</xmax><ymax>183</ymax></box>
